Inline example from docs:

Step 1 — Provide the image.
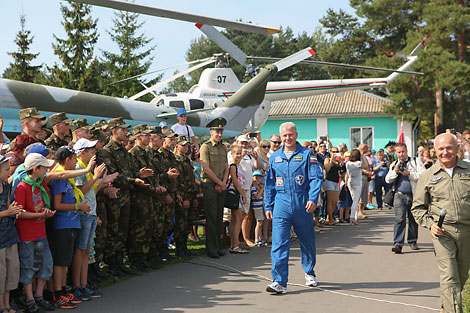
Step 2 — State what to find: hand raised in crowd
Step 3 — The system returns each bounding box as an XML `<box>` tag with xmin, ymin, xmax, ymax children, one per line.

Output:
<box><xmin>43</xmin><ymin>208</ymin><xmax>56</xmax><ymax>218</ymax></box>
<box><xmin>93</xmin><ymin>163</ymin><xmax>107</xmax><ymax>180</ymax></box>
<box><xmin>176</xmin><ymin>194</ymin><xmax>183</xmax><ymax>202</ymax></box>
<box><xmin>165</xmin><ymin>194</ymin><xmax>173</xmax><ymax>204</ymax></box>
<box><xmin>78</xmin><ymin>201</ymin><xmax>91</xmax><ymax>213</ymax></box>
<box><xmin>86</xmin><ymin>155</ymin><xmax>97</xmax><ymax>172</ymax></box>
<box><xmin>430</xmin><ymin>222</ymin><xmax>444</xmax><ymax>239</ymax></box>
<box><xmin>103</xmin><ymin>186</ymin><xmax>120</xmax><ymax>198</ymax></box>
<box><xmin>138</xmin><ymin>167</ymin><xmax>154</xmax><ymax>179</ymax></box>
<box><xmin>134</xmin><ymin>178</ymin><xmax>150</xmax><ymax>188</ymax></box>
<box><xmin>183</xmin><ymin>200</ymin><xmax>190</xmax><ymax>209</ymax></box>
<box><xmin>250</xmin><ymin>149</ymin><xmax>258</xmax><ymax>159</ymax></box>
<box><xmin>6</xmin><ymin>201</ymin><xmax>24</xmax><ymax>217</ymax></box>
<box><xmin>305</xmin><ymin>201</ymin><xmax>316</xmax><ymax>213</ymax></box>
<box><xmin>102</xmin><ymin>171</ymin><xmax>119</xmax><ymax>184</ymax></box>
<box><xmin>155</xmin><ymin>186</ymin><xmax>166</xmax><ymax>194</ymax></box>
<box><xmin>167</xmin><ymin>168</ymin><xmax>179</xmax><ymax>179</ymax></box>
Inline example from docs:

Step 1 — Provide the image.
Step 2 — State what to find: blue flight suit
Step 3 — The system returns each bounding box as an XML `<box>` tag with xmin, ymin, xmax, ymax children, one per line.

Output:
<box><xmin>265</xmin><ymin>142</ymin><xmax>323</xmax><ymax>287</ymax></box>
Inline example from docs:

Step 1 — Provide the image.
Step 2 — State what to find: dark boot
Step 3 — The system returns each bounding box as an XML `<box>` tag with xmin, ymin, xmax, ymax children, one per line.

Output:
<box><xmin>159</xmin><ymin>246</ymin><xmax>174</xmax><ymax>262</ymax></box>
<box><xmin>116</xmin><ymin>254</ymin><xmax>137</xmax><ymax>275</ymax></box>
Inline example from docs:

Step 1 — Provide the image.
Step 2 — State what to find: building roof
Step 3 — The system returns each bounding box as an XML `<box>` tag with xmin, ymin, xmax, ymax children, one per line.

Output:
<box><xmin>268</xmin><ymin>90</ymin><xmax>393</xmax><ymax>118</ymax></box>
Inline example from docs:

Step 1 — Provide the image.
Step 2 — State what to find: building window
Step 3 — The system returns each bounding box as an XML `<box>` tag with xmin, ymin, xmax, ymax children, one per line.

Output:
<box><xmin>350</xmin><ymin>127</ymin><xmax>373</xmax><ymax>149</ymax></box>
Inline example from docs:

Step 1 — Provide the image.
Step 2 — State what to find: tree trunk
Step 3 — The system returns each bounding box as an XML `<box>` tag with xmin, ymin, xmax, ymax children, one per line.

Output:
<box><xmin>456</xmin><ymin>0</ymin><xmax>468</xmax><ymax>131</ymax></box>
<box><xmin>435</xmin><ymin>84</ymin><xmax>445</xmax><ymax>134</ymax></box>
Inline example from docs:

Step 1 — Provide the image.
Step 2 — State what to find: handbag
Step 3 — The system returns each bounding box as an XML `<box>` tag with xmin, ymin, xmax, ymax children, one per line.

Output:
<box><xmin>224</xmin><ymin>164</ymin><xmax>240</xmax><ymax>210</ymax></box>
<box><xmin>383</xmin><ymin>189</ymin><xmax>395</xmax><ymax>207</ymax></box>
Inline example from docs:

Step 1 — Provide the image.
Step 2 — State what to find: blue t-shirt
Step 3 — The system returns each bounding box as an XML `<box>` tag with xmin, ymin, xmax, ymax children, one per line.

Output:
<box><xmin>50</xmin><ymin>179</ymin><xmax>81</xmax><ymax>229</ymax></box>
<box><xmin>372</xmin><ymin>159</ymin><xmax>390</xmax><ymax>177</ymax></box>
<box><xmin>251</xmin><ymin>185</ymin><xmax>264</xmax><ymax>210</ymax></box>
<box><xmin>0</xmin><ymin>181</ymin><xmax>20</xmax><ymax>248</ymax></box>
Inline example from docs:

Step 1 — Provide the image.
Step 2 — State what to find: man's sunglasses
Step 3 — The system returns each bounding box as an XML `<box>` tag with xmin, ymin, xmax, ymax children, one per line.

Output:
<box><xmin>261</xmin><ymin>145</ymin><xmax>270</xmax><ymax>148</ymax></box>
<box><xmin>271</xmin><ymin>141</ymin><xmax>281</xmax><ymax>144</ymax></box>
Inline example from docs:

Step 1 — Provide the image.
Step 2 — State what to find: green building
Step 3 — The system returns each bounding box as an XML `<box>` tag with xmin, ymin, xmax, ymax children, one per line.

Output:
<box><xmin>259</xmin><ymin>90</ymin><xmax>418</xmax><ymax>154</ymax></box>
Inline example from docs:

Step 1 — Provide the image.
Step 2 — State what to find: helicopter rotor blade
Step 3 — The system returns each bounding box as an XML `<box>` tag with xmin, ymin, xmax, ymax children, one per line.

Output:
<box><xmin>106</xmin><ymin>57</ymin><xmax>213</xmax><ymax>86</ymax></box>
<box><xmin>130</xmin><ymin>58</ymin><xmax>216</xmax><ymax>100</ymax></box>
<box><xmin>273</xmin><ymin>48</ymin><xmax>316</xmax><ymax>71</ymax></box>
<box><xmin>247</xmin><ymin>57</ymin><xmax>424</xmax><ymax>75</ymax></box>
<box><xmin>71</xmin><ymin>0</ymin><xmax>280</xmax><ymax>35</ymax></box>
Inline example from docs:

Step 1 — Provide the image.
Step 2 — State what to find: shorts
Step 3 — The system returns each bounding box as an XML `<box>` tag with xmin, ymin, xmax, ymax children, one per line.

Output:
<box><xmin>75</xmin><ymin>215</ymin><xmax>97</xmax><ymax>250</ymax></box>
<box><xmin>368</xmin><ymin>179</ymin><xmax>375</xmax><ymax>193</ymax></box>
<box><xmin>359</xmin><ymin>176</ymin><xmax>369</xmax><ymax>204</ymax></box>
<box><xmin>240</xmin><ymin>189</ymin><xmax>251</xmax><ymax>214</ymax></box>
<box><xmin>52</xmin><ymin>228</ymin><xmax>78</xmax><ymax>267</ymax></box>
<box><xmin>19</xmin><ymin>239</ymin><xmax>53</xmax><ymax>284</ymax></box>
<box><xmin>324</xmin><ymin>180</ymin><xmax>340</xmax><ymax>191</ymax></box>
<box><xmin>0</xmin><ymin>244</ymin><xmax>20</xmax><ymax>293</ymax></box>
<box><xmin>253</xmin><ymin>208</ymin><xmax>265</xmax><ymax>220</ymax></box>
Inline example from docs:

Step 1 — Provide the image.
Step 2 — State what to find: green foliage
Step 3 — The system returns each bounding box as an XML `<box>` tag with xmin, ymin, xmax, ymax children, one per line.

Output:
<box><xmin>50</xmin><ymin>1</ymin><xmax>100</xmax><ymax>92</ymax></box>
<box><xmin>3</xmin><ymin>14</ymin><xmax>42</xmax><ymax>83</ymax></box>
<box><xmin>101</xmin><ymin>11</ymin><xmax>158</xmax><ymax>102</ymax></box>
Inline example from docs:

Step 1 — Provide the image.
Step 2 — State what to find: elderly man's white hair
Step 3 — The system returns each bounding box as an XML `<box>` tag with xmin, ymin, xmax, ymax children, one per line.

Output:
<box><xmin>434</xmin><ymin>132</ymin><xmax>458</xmax><ymax>148</ymax></box>
<box><xmin>279</xmin><ymin>122</ymin><xmax>297</xmax><ymax>134</ymax></box>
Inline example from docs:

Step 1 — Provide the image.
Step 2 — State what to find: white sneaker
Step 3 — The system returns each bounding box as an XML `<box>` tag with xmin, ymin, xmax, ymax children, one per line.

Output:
<box><xmin>266</xmin><ymin>282</ymin><xmax>287</xmax><ymax>294</ymax></box>
<box><xmin>305</xmin><ymin>273</ymin><xmax>318</xmax><ymax>287</ymax></box>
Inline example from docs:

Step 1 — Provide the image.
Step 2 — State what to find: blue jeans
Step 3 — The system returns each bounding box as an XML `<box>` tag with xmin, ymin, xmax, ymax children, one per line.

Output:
<box><xmin>393</xmin><ymin>193</ymin><xmax>418</xmax><ymax>247</ymax></box>
<box><xmin>374</xmin><ymin>176</ymin><xmax>390</xmax><ymax>208</ymax></box>
<box><xmin>75</xmin><ymin>214</ymin><xmax>97</xmax><ymax>250</ymax></box>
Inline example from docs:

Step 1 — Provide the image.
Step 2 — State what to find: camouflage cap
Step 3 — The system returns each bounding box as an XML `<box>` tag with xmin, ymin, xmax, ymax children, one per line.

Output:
<box><xmin>128</xmin><ymin>135</ymin><xmax>136</xmax><ymax>141</ymax></box>
<box><xmin>108</xmin><ymin>117</ymin><xmax>131</xmax><ymax>130</ymax></box>
<box><xmin>162</xmin><ymin>129</ymin><xmax>176</xmax><ymax>138</ymax></box>
<box><xmin>132</xmin><ymin>124</ymin><xmax>152</xmax><ymax>136</ymax></box>
<box><xmin>90</xmin><ymin>128</ymin><xmax>108</xmax><ymax>141</ymax></box>
<box><xmin>92</xmin><ymin>119</ymin><xmax>109</xmax><ymax>130</ymax></box>
<box><xmin>49</xmin><ymin>112</ymin><xmax>71</xmax><ymax>127</ymax></box>
<box><xmin>19</xmin><ymin>107</ymin><xmax>47</xmax><ymax>122</ymax></box>
<box><xmin>148</xmin><ymin>126</ymin><xmax>163</xmax><ymax>135</ymax></box>
<box><xmin>176</xmin><ymin>136</ymin><xmax>189</xmax><ymax>145</ymax></box>
<box><xmin>70</xmin><ymin>118</ymin><xmax>91</xmax><ymax>131</ymax></box>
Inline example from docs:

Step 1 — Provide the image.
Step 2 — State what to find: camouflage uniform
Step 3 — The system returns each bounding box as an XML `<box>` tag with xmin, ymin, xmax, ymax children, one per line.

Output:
<box><xmin>8</xmin><ymin>107</ymin><xmax>48</xmax><ymax>151</ymax></box>
<box><xmin>45</xmin><ymin>133</ymin><xmax>69</xmax><ymax>152</ymax></box>
<box><xmin>128</xmin><ymin>125</ymin><xmax>154</xmax><ymax>262</ymax></box>
<box><xmin>174</xmin><ymin>137</ymin><xmax>198</xmax><ymax>255</ymax></box>
<box><xmin>97</xmin><ymin>119</ymin><xmax>136</xmax><ymax>265</ymax></box>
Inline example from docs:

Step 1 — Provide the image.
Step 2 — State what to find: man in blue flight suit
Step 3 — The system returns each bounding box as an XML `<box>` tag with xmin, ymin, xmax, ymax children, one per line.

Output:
<box><xmin>264</xmin><ymin>122</ymin><xmax>323</xmax><ymax>294</ymax></box>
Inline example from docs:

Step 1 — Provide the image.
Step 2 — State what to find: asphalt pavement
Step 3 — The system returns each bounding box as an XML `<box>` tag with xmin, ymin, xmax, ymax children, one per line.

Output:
<box><xmin>76</xmin><ymin>208</ymin><xmax>441</xmax><ymax>313</ymax></box>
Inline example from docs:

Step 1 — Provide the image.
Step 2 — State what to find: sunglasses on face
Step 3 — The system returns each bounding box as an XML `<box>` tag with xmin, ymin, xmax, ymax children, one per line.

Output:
<box><xmin>319</xmin><ymin>145</ymin><xmax>326</xmax><ymax>148</ymax></box>
<box><xmin>331</xmin><ymin>150</ymin><xmax>338</xmax><ymax>153</ymax></box>
<box><xmin>271</xmin><ymin>141</ymin><xmax>281</xmax><ymax>144</ymax></box>
<box><xmin>261</xmin><ymin>145</ymin><xmax>270</xmax><ymax>148</ymax></box>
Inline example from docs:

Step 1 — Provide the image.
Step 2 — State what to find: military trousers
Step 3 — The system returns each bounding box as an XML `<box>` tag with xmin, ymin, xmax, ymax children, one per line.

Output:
<box><xmin>433</xmin><ymin>224</ymin><xmax>470</xmax><ymax>313</ymax></box>
<box><xmin>105</xmin><ymin>189</ymin><xmax>131</xmax><ymax>258</ymax></box>
<box><xmin>129</xmin><ymin>192</ymin><xmax>152</xmax><ymax>256</ymax></box>
<box><xmin>174</xmin><ymin>195</ymin><xmax>194</xmax><ymax>244</ymax></box>
<box><xmin>150</xmin><ymin>196</ymin><xmax>165</xmax><ymax>251</ymax></box>
<box><xmin>95</xmin><ymin>193</ymin><xmax>107</xmax><ymax>263</ymax></box>
<box><xmin>163</xmin><ymin>193</ymin><xmax>176</xmax><ymax>241</ymax></box>
<box><xmin>202</xmin><ymin>182</ymin><xmax>226</xmax><ymax>256</ymax></box>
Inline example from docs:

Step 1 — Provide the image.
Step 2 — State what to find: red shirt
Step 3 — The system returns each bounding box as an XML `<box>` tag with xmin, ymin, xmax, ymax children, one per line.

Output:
<box><xmin>14</xmin><ymin>180</ymin><xmax>50</xmax><ymax>241</ymax></box>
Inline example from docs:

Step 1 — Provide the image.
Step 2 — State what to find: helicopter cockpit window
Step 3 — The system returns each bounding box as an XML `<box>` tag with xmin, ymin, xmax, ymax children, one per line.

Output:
<box><xmin>169</xmin><ymin>100</ymin><xmax>184</xmax><ymax>109</ymax></box>
<box><xmin>189</xmin><ymin>99</ymin><xmax>204</xmax><ymax>110</ymax></box>
<box><xmin>156</xmin><ymin>99</ymin><xmax>164</xmax><ymax>106</ymax></box>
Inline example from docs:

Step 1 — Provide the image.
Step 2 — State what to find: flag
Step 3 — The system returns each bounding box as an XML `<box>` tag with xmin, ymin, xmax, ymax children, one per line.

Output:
<box><xmin>398</xmin><ymin>120</ymin><xmax>405</xmax><ymax>143</ymax></box>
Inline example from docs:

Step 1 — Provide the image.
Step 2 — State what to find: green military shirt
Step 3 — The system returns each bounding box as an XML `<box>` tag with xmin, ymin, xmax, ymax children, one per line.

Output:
<box><xmin>175</xmin><ymin>153</ymin><xmax>197</xmax><ymax>199</ymax></box>
<box><xmin>98</xmin><ymin>139</ymin><xmax>136</xmax><ymax>191</ymax></box>
<box><xmin>158</xmin><ymin>147</ymin><xmax>178</xmax><ymax>193</ymax></box>
<box><xmin>45</xmin><ymin>133</ymin><xmax>69</xmax><ymax>152</ymax></box>
<box><xmin>411</xmin><ymin>158</ymin><xmax>470</xmax><ymax>229</ymax></box>
<box><xmin>129</xmin><ymin>144</ymin><xmax>157</xmax><ymax>194</ymax></box>
<box><xmin>200</xmin><ymin>138</ymin><xmax>227</xmax><ymax>183</ymax></box>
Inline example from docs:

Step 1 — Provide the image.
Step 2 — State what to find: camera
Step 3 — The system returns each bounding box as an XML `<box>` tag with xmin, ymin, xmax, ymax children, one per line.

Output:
<box><xmin>450</xmin><ymin>128</ymin><xmax>457</xmax><ymax>135</ymax></box>
<box><xmin>247</xmin><ymin>149</ymin><xmax>252</xmax><ymax>154</ymax></box>
<box><xmin>398</xmin><ymin>160</ymin><xmax>408</xmax><ymax>172</ymax></box>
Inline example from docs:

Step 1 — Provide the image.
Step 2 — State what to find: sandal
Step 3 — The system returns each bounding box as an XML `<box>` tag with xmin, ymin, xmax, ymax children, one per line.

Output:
<box><xmin>229</xmin><ymin>246</ymin><xmax>249</xmax><ymax>254</ymax></box>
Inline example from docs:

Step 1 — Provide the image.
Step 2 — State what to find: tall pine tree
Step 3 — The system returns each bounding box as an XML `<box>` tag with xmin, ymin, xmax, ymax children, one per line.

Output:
<box><xmin>3</xmin><ymin>14</ymin><xmax>41</xmax><ymax>82</ymax></box>
<box><xmin>102</xmin><ymin>11</ymin><xmax>155</xmax><ymax>101</ymax></box>
<box><xmin>51</xmin><ymin>1</ymin><xmax>100</xmax><ymax>92</ymax></box>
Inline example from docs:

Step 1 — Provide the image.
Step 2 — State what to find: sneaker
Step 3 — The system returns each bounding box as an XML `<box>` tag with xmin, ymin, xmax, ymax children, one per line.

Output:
<box><xmin>26</xmin><ymin>301</ymin><xmax>45</xmax><ymax>313</ymax></box>
<box><xmin>65</xmin><ymin>292</ymin><xmax>82</xmax><ymax>304</ymax></box>
<box><xmin>410</xmin><ymin>243</ymin><xmax>420</xmax><ymax>250</ymax></box>
<box><xmin>266</xmin><ymin>282</ymin><xmax>287</xmax><ymax>294</ymax></box>
<box><xmin>305</xmin><ymin>273</ymin><xmax>318</xmax><ymax>287</ymax></box>
<box><xmin>72</xmin><ymin>288</ymin><xmax>91</xmax><ymax>301</ymax></box>
<box><xmin>255</xmin><ymin>238</ymin><xmax>263</xmax><ymax>247</ymax></box>
<box><xmin>35</xmin><ymin>297</ymin><xmax>56</xmax><ymax>311</ymax></box>
<box><xmin>53</xmin><ymin>296</ymin><xmax>77</xmax><ymax>309</ymax></box>
<box><xmin>82</xmin><ymin>285</ymin><xmax>103</xmax><ymax>298</ymax></box>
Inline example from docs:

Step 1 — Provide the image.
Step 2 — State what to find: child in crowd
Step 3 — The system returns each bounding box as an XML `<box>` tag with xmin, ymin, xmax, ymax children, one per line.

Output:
<box><xmin>72</xmin><ymin>139</ymin><xmax>110</xmax><ymax>300</ymax></box>
<box><xmin>0</xmin><ymin>155</ymin><xmax>23</xmax><ymax>313</ymax></box>
<box><xmin>15</xmin><ymin>153</ymin><xmax>56</xmax><ymax>313</ymax></box>
<box><xmin>251</xmin><ymin>170</ymin><xmax>267</xmax><ymax>247</ymax></box>
<box><xmin>50</xmin><ymin>147</ymin><xmax>90</xmax><ymax>308</ymax></box>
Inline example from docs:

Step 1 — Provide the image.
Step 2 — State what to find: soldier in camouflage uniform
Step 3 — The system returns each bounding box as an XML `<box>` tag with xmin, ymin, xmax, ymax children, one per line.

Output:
<box><xmin>158</xmin><ymin>130</ymin><xmax>181</xmax><ymax>260</ymax></box>
<box><xmin>44</xmin><ymin>112</ymin><xmax>71</xmax><ymax>153</ymax></box>
<box><xmin>128</xmin><ymin>125</ymin><xmax>161</xmax><ymax>270</ymax></box>
<box><xmin>174</xmin><ymin>136</ymin><xmax>198</xmax><ymax>257</ymax></box>
<box><xmin>8</xmin><ymin>107</ymin><xmax>48</xmax><ymax>150</ymax></box>
<box><xmin>97</xmin><ymin>117</ymin><xmax>152</xmax><ymax>275</ymax></box>
<box><xmin>69</xmin><ymin>118</ymin><xmax>92</xmax><ymax>146</ymax></box>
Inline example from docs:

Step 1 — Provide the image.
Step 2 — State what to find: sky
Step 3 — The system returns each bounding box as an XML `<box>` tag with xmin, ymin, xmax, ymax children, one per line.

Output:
<box><xmin>0</xmin><ymin>0</ymin><xmax>355</xmax><ymax>83</ymax></box>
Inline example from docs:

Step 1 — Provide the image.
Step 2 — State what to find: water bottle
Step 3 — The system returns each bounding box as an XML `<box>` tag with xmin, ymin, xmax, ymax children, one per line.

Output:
<box><xmin>33</xmin><ymin>238</ymin><xmax>44</xmax><ymax>271</ymax></box>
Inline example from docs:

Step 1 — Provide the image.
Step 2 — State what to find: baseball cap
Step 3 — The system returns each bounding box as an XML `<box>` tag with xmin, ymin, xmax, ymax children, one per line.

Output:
<box><xmin>236</xmin><ymin>135</ymin><xmax>249</xmax><ymax>143</ymax></box>
<box><xmin>177</xmin><ymin>108</ymin><xmax>187</xmax><ymax>117</ymax></box>
<box><xmin>132</xmin><ymin>124</ymin><xmax>152</xmax><ymax>136</ymax></box>
<box><xmin>108</xmin><ymin>117</ymin><xmax>131</xmax><ymax>130</ymax></box>
<box><xmin>92</xmin><ymin>119</ymin><xmax>109</xmax><ymax>130</ymax></box>
<box><xmin>24</xmin><ymin>153</ymin><xmax>55</xmax><ymax>170</ymax></box>
<box><xmin>176</xmin><ymin>136</ymin><xmax>189</xmax><ymax>145</ymax></box>
<box><xmin>27</xmin><ymin>144</ymin><xmax>50</xmax><ymax>157</ymax></box>
<box><xmin>70</xmin><ymin>118</ymin><xmax>91</xmax><ymax>131</ymax></box>
<box><xmin>159</xmin><ymin>121</ymin><xmax>168</xmax><ymax>128</ymax></box>
<box><xmin>55</xmin><ymin>146</ymin><xmax>76</xmax><ymax>162</ymax></box>
<box><xmin>73</xmin><ymin>138</ymin><xmax>98</xmax><ymax>152</ymax></box>
<box><xmin>19</xmin><ymin>107</ymin><xmax>47</xmax><ymax>122</ymax></box>
<box><xmin>0</xmin><ymin>155</ymin><xmax>11</xmax><ymax>166</ymax></box>
<box><xmin>49</xmin><ymin>112</ymin><xmax>71</xmax><ymax>126</ymax></box>
<box><xmin>371</xmin><ymin>149</ymin><xmax>376</xmax><ymax>153</ymax></box>
<box><xmin>253</xmin><ymin>170</ymin><xmax>263</xmax><ymax>177</ymax></box>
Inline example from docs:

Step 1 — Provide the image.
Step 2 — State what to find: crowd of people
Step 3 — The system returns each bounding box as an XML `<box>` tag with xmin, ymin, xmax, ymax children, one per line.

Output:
<box><xmin>1</xmin><ymin>106</ymin><xmax>470</xmax><ymax>313</ymax></box>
